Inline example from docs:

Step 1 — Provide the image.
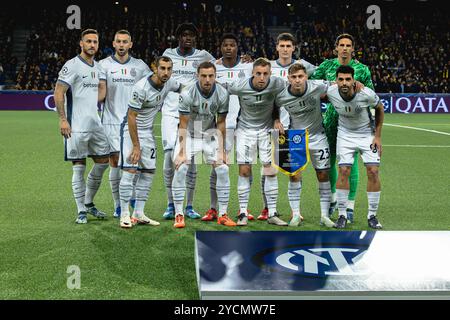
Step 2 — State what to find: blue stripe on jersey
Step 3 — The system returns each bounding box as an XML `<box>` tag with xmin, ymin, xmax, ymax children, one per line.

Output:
<box><xmin>119</xmin><ymin>114</ymin><xmax>128</xmax><ymax>169</ymax></box>
<box><xmin>276</xmin><ymin>59</ymin><xmax>296</xmax><ymax>68</ymax></box>
<box><xmin>364</xmin><ymin>162</ymin><xmax>380</xmax><ymax>166</ymax></box>
<box><xmin>148</xmin><ymin>77</ymin><xmax>163</xmax><ymax>91</ymax></box>
<box><xmin>287</xmin><ymin>81</ymin><xmax>308</xmax><ymax>97</ymax></box>
<box><xmin>57</xmin><ymin>79</ymin><xmax>72</xmax><ymax>87</ymax></box>
<box><xmin>176</xmin><ymin>47</ymin><xmax>195</xmax><ymax>57</ymax></box>
<box><xmin>128</xmin><ymin>106</ymin><xmax>141</xmax><ymax>112</ymax></box>
<box><xmin>66</xmin><ymin>87</ymin><xmax>73</xmax><ymax>126</ymax></box>
<box><xmin>77</xmin><ymin>54</ymin><xmax>94</xmax><ymax>67</ymax></box>
<box><xmin>196</xmin><ymin>82</ymin><xmax>216</xmax><ymax>99</ymax></box>
<box><xmin>222</xmin><ymin>57</ymin><xmax>241</xmax><ymax>69</ymax></box>
<box><xmin>64</xmin><ymin>138</ymin><xmax>67</xmax><ymax>161</ymax></box>
<box><xmin>111</xmin><ymin>55</ymin><xmax>131</xmax><ymax>65</ymax></box>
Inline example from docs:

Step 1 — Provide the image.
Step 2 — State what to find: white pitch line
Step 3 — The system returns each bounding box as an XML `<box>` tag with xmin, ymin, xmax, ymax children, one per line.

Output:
<box><xmin>385</xmin><ymin>123</ymin><xmax>450</xmax><ymax>136</ymax></box>
<box><xmin>384</xmin><ymin>144</ymin><xmax>450</xmax><ymax>148</ymax></box>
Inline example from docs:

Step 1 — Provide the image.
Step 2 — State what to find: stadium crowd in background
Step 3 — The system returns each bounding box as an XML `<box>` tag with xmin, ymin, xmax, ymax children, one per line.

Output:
<box><xmin>1</xmin><ymin>1</ymin><xmax>448</xmax><ymax>93</ymax></box>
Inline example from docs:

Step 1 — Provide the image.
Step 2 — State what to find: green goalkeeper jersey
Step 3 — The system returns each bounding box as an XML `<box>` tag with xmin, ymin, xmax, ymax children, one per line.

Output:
<box><xmin>310</xmin><ymin>58</ymin><xmax>374</xmax><ymax>151</ymax></box>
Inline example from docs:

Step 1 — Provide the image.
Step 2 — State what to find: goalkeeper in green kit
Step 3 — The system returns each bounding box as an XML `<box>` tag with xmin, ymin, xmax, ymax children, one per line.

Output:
<box><xmin>310</xmin><ymin>34</ymin><xmax>374</xmax><ymax>222</ymax></box>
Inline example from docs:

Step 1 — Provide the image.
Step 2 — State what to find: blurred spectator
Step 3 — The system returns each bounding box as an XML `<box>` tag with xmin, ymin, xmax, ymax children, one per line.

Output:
<box><xmin>6</xmin><ymin>0</ymin><xmax>449</xmax><ymax>93</ymax></box>
<box><xmin>0</xmin><ymin>64</ymin><xmax>5</xmax><ymax>90</ymax></box>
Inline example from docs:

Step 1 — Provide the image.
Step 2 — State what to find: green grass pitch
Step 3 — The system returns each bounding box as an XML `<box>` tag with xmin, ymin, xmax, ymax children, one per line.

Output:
<box><xmin>0</xmin><ymin>111</ymin><xmax>449</xmax><ymax>299</ymax></box>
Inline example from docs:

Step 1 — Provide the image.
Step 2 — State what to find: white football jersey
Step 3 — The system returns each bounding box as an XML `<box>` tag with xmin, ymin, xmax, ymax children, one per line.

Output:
<box><xmin>126</xmin><ymin>76</ymin><xmax>181</xmax><ymax>134</ymax></box>
<box><xmin>275</xmin><ymin>80</ymin><xmax>329</xmax><ymax>134</ymax></box>
<box><xmin>228</xmin><ymin>76</ymin><xmax>286</xmax><ymax>131</ymax></box>
<box><xmin>179</xmin><ymin>82</ymin><xmax>229</xmax><ymax>137</ymax></box>
<box><xmin>215</xmin><ymin>59</ymin><xmax>253</xmax><ymax>129</ymax></box>
<box><xmin>99</xmin><ymin>55</ymin><xmax>151</xmax><ymax>125</ymax></box>
<box><xmin>57</xmin><ymin>55</ymin><xmax>106</xmax><ymax>132</ymax></box>
<box><xmin>162</xmin><ymin>47</ymin><xmax>215</xmax><ymax>117</ymax></box>
<box><xmin>270</xmin><ymin>58</ymin><xmax>316</xmax><ymax>79</ymax></box>
<box><xmin>326</xmin><ymin>85</ymin><xmax>380</xmax><ymax>135</ymax></box>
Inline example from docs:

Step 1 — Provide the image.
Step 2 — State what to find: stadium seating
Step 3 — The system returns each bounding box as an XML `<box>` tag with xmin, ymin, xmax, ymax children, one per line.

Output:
<box><xmin>2</xmin><ymin>1</ymin><xmax>449</xmax><ymax>93</ymax></box>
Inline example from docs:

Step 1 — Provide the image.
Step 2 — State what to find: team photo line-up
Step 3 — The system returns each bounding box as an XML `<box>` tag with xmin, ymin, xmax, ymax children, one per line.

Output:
<box><xmin>54</xmin><ymin>22</ymin><xmax>384</xmax><ymax>230</ymax></box>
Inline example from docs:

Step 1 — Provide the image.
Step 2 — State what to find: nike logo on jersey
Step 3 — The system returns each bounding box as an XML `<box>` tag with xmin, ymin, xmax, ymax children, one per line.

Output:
<box><xmin>82</xmin><ymin>76</ymin><xmax>88</xmax><ymax>78</ymax></box>
<box><xmin>111</xmin><ymin>71</ymin><xmax>119</xmax><ymax>74</ymax></box>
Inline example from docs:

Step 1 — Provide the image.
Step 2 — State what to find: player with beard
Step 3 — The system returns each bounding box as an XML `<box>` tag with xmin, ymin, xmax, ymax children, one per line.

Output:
<box><xmin>99</xmin><ymin>30</ymin><xmax>151</xmax><ymax>219</ymax></box>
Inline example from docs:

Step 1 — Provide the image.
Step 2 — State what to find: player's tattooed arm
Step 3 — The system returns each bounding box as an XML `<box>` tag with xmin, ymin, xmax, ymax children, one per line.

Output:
<box><xmin>54</xmin><ymin>82</ymin><xmax>71</xmax><ymax>138</ymax></box>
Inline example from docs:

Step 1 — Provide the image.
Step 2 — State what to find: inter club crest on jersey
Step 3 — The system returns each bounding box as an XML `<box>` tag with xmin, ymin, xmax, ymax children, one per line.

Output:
<box><xmin>271</xmin><ymin>129</ymin><xmax>310</xmax><ymax>176</ymax></box>
<box><xmin>130</xmin><ymin>68</ymin><xmax>136</xmax><ymax>77</ymax></box>
<box><xmin>238</xmin><ymin>70</ymin><xmax>245</xmax><ymax>78</ymax></box>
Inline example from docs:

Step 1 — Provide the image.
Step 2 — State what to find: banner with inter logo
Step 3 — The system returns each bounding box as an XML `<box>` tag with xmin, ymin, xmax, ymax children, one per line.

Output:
<box><xmin>271</xmin><ymin>129</ymin><xmax>310</xmax><ymax>176</ymax></box>
<box><xmin>195</xmin><ymin>231</ymin><xmax>450</xmax><ymax>300</ymax></box>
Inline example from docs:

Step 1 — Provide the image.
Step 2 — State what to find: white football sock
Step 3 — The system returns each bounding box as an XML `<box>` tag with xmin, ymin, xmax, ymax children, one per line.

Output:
<box><xmin>72</xmin><ymin>164</ymin><xmax>86</xmax><ymax>213</ymax></box>
<box><xmin>264</xmin><ymin>175</ymin><xmax>279</xmax><ymax>217</ymax></box>
<box><xmin>336</xmin><ymin>189</ymin><xmax>349</xmax><ymax>218</ymax></box>
<box><xmin>133</xmin><ymin>172</ymin><xmax>154</xmax><ymax>217</ymax></box>
<box><xmin>163</xmin><ymin>150</ymin><xmax>174</xmax><ymax>204</ymax></box>
<box><xmin>119</xmin><ymin>171</ymin><xmax>135</xmax><ymax>218</ymax></box>
<box><xmin>347</xmin><ymin>199</ymin><xmax>355</xmax><ymax>211</ymax></box>
<box><xmin>331</xmin><ymin>192</ymin><xmax>337</xmax><ymax>203</ymax></box>
<box><xmin>109</xmin><ymin>166</ymin><xmax>121</xmax><ymax>210</ymax></box>
<box><xmin>186</xmin><ymin>161</ymin><xmax>197</xmax><ymax>207</ymax></box>
<box><xmin>288</xmin><ymin>181</ymin><xmax>301</xmax><ymax>216</ymax></box>
<box><xmin>130</xmin><ymin>171</ymin><xmax>140</xmax><ymax>201</ymax></box>
<box><xmin>172</xmin><ymin>163</ymin><xmax>188</xmax><ymax>216</ymax></box>
<box><xmin>319</xmin><ymin>181</ymin><xmax>331</xmax><ymax>217</ymax></box>
<box><xmin>260</xmin><ymin>167</ymin><xmax>268</xmax><ymax>208</ymax></box>
<box><xmin>215</xmin><ymin>165</ymin><xmax>230</xmax><ymax>216</ymax></box>
<box><xmin>85</xmin><ymin>162</ymin><xmax>108</xmax><ymax>205</ymax></box>
<box><xmin>237</xmin><ymin>176</ymin><xmax>250</xmax><ymax>215</ymax></box>
<box><xmin>209</xmin><ymin>166</ymin><xmax>217</xmax><ymax>210</ymax></box>
<box><xmin>367</xmin><ymin>191</ymin><xmax>381</xmax><ymax>219</ymax></box>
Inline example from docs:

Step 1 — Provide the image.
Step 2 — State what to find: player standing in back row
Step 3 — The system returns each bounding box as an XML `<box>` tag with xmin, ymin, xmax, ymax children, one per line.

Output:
<box><xmin>202</xmin><ymin>33</ymin><xmax>253</xmax><ymax>222</ymax></box>
<box><xmin>161</xmin><ymin>23</ymin><xmax>215</xmax><ymax>220</ymax></box>
<box><xmin>98</xmin><ymin>30</ymin><xmax>151</xmax><ymax>219</ymax></box>
<box><xmin>54</xmin><ymin>29</ymin><xmax>110</xmax><ymax>224</ymax></box>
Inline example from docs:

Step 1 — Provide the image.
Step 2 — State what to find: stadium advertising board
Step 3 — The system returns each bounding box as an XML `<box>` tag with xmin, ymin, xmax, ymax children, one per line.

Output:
<box><xmin>1</xmin><ymin>91</ymin><xmax>449</xmax><ymax>114</ymax></box>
